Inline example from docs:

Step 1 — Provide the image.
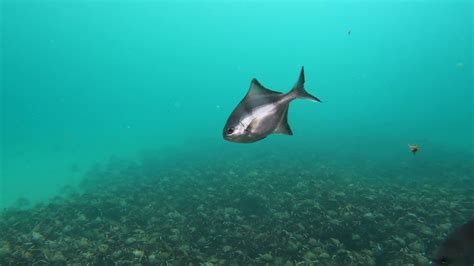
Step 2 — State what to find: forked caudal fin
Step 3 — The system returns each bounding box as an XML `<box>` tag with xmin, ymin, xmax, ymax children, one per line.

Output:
<box><xmin>290</xmin><ymin>67</ymin><xmax>321</xmax><ymax>102</ymax></box>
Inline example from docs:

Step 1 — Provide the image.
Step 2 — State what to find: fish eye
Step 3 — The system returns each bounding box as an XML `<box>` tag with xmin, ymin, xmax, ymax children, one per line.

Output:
<box><xmin>225</xmin><ymin>127</ymin><xmax>234</xmax><ymax>135</ymax></box>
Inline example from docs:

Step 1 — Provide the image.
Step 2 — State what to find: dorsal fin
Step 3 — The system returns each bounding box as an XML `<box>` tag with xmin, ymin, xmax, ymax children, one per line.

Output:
<box><xmin>246</xmin><ymin>78</ymin><xmax>282</xmax><ymax>97</ymax></box>
<box><xmin>274</xmin><ymin>106</ymin><xmax>293</xmax><ymax>135</ymax></box>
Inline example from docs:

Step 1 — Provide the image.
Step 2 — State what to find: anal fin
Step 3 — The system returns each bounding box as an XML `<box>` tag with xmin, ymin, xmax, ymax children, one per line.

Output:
<box><xmin>274</xmin><ymin>107</ymin><xmax>293</xmax><ymax>135</ymax></box>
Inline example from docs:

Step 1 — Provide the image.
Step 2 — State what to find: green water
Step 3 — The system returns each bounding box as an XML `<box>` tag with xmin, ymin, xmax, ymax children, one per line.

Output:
<box><xmin>1</xmin><ymin>1</ymin><xmax>473</xmax><ymax>264</ymax></box>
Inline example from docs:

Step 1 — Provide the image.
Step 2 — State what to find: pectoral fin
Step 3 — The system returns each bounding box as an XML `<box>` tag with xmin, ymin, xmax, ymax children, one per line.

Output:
<box><xmin>247</xmin><ymin>119</ymin><xmax>259</xmax><ymax>133</ymax></box>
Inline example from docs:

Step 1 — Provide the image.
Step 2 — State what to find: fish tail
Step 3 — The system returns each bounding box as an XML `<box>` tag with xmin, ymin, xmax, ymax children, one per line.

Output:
<box><xmin>290</xmin><ymin>66</ymin><xmax>321</xmax><ymax>102</ymax></box>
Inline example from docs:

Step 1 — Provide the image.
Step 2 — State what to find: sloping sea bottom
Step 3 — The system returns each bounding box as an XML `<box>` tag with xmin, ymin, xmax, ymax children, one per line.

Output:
<box><xmin>1</xmin><ymin>144</ymin><xmax>472</xmax><ymax>265</ymax></box>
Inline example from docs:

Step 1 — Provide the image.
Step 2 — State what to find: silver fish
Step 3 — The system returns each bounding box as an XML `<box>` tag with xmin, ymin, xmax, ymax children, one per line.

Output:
<box><xmin>432</xmin><ymin>219</ymin><xmax>474</xmax><ymax>266</ymax></box>
<box><xmin>223</xmin><ymin>67</ymin><xmax>320</xmax><ymax>143</ymax></box>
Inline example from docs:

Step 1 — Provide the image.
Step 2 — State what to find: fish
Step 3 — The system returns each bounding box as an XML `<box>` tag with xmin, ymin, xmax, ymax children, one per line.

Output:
<box><xmin>223</xmin><ymin>67</ymin><xmax>321</xmax><ymax>143</ymax></box>
<box><xmin>348</xmin><ymin>28</ymin><xmax>352</xmax><ymax>35</ymax></box>
<box><xmin>432</xmin><ymin>219</ymin><xmax>474</xmax><ymax>266</ymax></box>
<box><xmin>409</xmin><ymin>144</ymin><xmax>419</xmax><ymax>154</ymax></box>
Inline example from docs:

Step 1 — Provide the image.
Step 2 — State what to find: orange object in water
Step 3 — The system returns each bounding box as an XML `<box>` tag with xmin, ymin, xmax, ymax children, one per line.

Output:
<box><xmin>408</xmin><ymin>144</ymin><xmax>419</xmax><ymax>154</ymax></box>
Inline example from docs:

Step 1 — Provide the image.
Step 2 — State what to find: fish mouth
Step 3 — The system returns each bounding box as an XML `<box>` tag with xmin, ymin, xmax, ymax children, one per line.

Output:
<box><xmin>223</xmin><ymin>134</ymin><xmax>237</xmax><ymax>142</ymax></box>
<box><xmin>223</xmin><ymin>134</ymin><xmax>258</xmax><ymax>144</ymax></box>
<box><xmin>223</xmin><ymin>132</ymin><xmax>244</xmax><ymax>143</ymax></box>
<box><xmin>222</xmin><ymin>132</ymin><xmax>233</xmax><ymax>141</ymax></box>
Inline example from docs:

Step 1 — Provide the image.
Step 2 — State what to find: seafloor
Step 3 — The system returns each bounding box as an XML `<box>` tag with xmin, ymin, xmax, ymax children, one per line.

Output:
<box><xmin>1</xmin><ymin>145</ymin><xmax>473</xmax><ymax>265</ymax></box>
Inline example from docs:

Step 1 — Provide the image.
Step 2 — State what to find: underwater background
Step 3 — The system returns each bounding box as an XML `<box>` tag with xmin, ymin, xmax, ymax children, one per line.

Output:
<box><xmin>1</xmin><ymin>0</ymin><xmax>472</xmax><ymax>264</ymax></box>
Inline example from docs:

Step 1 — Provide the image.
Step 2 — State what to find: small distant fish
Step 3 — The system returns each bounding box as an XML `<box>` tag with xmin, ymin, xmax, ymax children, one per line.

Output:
<box><xmin>432</xmin><ymin>219</ymin><xmax>474</xmax><ymax>265</ymax></box>
<box><xmin>348</xmin><ymin>28</ymin><xmax>352</xmax><ymax>35</ymax></box>
<box><xmin>223</xmin><ymin>67</ymin><xmax>321</xmax><ymax>143</ymax></box>
<box><xmin>409</xmin><ymin>144</ymin><xmax>419</xmax><ymax>155</ymax></box>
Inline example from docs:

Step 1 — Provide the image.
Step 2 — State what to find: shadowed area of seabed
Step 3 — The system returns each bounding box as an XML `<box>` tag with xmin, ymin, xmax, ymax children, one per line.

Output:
<box><xmin>0</xmin><ymin>144</ymin><xmax>472</xmax><ymax>264</ymax></box>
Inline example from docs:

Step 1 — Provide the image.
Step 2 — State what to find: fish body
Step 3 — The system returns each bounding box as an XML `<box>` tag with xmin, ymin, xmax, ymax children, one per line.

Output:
<box><xmin>409</xmin><ymin>144</ymin><xmax>419</xmax><ymax>154</ymax></box>
<box><xmin>432</xmin><ymin>220</ymin><xmax>474</xmax><ymax>266</ymax></box>
<box><xmin>223</xmin><ymin>67</ymin><xmax>320</xmax><ymax>143</ymax></box>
